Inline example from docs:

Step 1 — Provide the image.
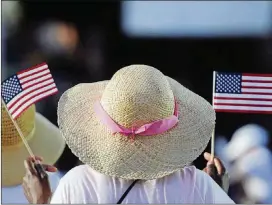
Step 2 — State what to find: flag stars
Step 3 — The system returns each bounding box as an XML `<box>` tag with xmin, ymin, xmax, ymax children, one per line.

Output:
<box><xmin>215</xmin><ymin>73</ymin><xmax>241</xmax><ymax>94</ymax></box>
<box><xmin>1</xmin><ymin>75</ymin><xmax>22</xmax><ymax>103</ymax></box>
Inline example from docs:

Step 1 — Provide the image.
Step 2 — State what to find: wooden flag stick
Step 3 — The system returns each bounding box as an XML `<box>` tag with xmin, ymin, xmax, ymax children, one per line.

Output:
<box><xmin>2</xmin><ymin>98</ymin><xmax>48</xmax><ymax>179</ymax></box>
<box><xmin>211</xmin><ymin>129</ymin><xmax>215</xmax><ymax>161</ymax></box>
<box><xmin>1</xmin><ymin>98</ymin><xmax>35</xmax><ymax>157</ymax></box>
<box><xmin>211</xmin><ymin>71</ymin><xmax>216</xmax><ymax>161</ymax></box>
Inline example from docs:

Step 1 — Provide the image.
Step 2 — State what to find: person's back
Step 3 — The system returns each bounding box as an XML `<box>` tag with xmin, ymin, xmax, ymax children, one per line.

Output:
<box><xmin>22</xmin><ymin>65</ymin><xmax>235</xmax><ymax>204</ymax></box>
<box><xmin>51</xmin><ymin>165</ymin><xmax>234</xmax><ymax>204</ymax></box>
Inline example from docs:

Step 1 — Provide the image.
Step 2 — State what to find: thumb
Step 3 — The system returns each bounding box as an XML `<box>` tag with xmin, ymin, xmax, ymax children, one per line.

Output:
<box><xmin>204</xmin><ymin>152</ymin><xmax>216</xmax><ymax>165</ymax></box>
<box><xmin>43</xmin><ymin>164</ymin><xmax>58</xmax><ymax>172</ymax></box>
<box><xmin>204</xmin><ymin>152</ymin><xmax>212</xmax><ymax>161</ymax></box>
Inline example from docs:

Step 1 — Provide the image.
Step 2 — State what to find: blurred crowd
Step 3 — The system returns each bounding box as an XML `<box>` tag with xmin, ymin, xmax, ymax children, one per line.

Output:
<box><xmin>2</xmin><ymin>1</ymin><xmax>272</xmax><ymax>204</ymax></box>
<box><xmin>215</xmin><ymin>124</ymin><xmax>272</xmax><ymax>203</ymax></box>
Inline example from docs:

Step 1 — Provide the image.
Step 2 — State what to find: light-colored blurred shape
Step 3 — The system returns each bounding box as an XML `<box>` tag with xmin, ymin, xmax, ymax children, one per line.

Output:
<box><xmin>230</xmin><ymin>146</ymin><xmax>272</xmax><ymax>203</ymax></box>
<box><xmin>224</xmin><ymin>124</ymin><xmax>272</xmax><ymax>203</ymax></box>
<box><xmin>215</xmin><ymin>136</ymin><xmax>228</xmax><ymax>158</ymax></box>
<box><xmin>121</xmin><ymin>1</ymin><xmax>272</xmax><ymax>37</ymax></box>
<box><xmin>215</xmin><ymin>136</ymin><xmax>230</xmax><ymax>170</ymax></box>
<box><xmin>2</xmin><ymin>1</ymin><xmax>22</xmax><ymax>36</ymax></box>
<box><xmin>36</xmin><ymin>22</ymin><xmax>79</xmax><ymax>56</ymax></box>
<box><xmin>224</xmin><ymin>124</ymin><xmax>269</xmax><ymax>162</ymax></box>
<box><xmin>243</xmin><ymin>176</ymin><xmax>272</xmax><ymax>203</ymax></box>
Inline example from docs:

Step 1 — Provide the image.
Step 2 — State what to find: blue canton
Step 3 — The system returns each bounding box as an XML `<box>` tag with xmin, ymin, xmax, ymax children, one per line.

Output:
<box><xmin>1</xmin><ymin>75</ymin><xmax>23</xmax><ymax>104</ymax></box>
<box><xmin>215</xmin><ymin>73</ymin><xmax>242</xmax><ymax>94</ymax></box>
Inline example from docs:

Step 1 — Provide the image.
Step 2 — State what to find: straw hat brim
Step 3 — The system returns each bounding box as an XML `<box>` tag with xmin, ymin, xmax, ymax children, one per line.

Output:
<box><xmin>57</xmin><ymin>77</ymin><xmax>215</xmax><ymax>180</ymax></box>
<box><xmin>2</xmin><ymin>113</ymin><xmax>66</xmax><ymax>186</ymax></box>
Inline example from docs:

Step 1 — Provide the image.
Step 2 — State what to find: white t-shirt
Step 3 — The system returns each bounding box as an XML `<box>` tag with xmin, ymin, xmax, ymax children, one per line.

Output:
<box><xmin>2</xmin><ymin>171</ymin><xmax>64</xmax><ymax>204</ymax></box>
<box><xmin>51</xmin><ymin>165</ymin><xmax>234</xmax><ymax>204</ymax></box>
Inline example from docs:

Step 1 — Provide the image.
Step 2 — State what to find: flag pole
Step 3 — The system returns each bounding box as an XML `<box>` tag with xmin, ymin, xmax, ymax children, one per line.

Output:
<box><xmin>1</xmin><ymin>98</ymin><xmax>48</xmax><ymax>179</ymax></box>
<box><xmin>211</xmin><ymin>71</ymin><xmax>216</xmax><ymax>161</ymax></box>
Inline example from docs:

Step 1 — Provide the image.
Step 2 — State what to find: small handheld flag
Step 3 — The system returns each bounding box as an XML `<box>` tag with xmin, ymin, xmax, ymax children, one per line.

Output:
<box><xmin>1</xmin><ymin>63</ymin><xmax>58</xmax><ymax>180</ymax></box>
<box><xmin>1</xmin><ymin>63</ymin><xmax>58</xmax><ymax>119</ymax></box>
<box><xmin>210</xmin><ymin>71</ymin><xmax>272</xmax><ymax>161</ymax></box>
<box><xmin>213</xmin><ymin>72</ymin><xmax>272</xmax><ymax>114</ymax></box>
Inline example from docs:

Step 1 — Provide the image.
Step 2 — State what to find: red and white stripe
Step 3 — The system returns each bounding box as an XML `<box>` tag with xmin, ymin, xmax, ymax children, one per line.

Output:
<box><xmin>7</xmin><ymin>63</ymin><xmax>58</xmax><ymax>119</ymax></box>
<box><xmin>213</xmin><ymin>73</ymin><xmax>272</xmax><ymax>114</ymax></box>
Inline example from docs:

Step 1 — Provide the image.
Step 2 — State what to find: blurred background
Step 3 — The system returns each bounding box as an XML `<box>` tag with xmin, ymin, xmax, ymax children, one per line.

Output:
<box><xmin>2</xmin><ymin>1</ymin><xmax>272</xmax><ymax>203</ymax></box>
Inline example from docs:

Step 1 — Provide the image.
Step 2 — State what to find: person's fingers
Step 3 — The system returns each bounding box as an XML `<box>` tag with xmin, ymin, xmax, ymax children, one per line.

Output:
<box><xmin>26</xmin><ymin>156</ymin><xmax>43</xmax><ymax>163</ymax></box>
<box><xmin>214</xmin><ymin>158</ymin><xmax>225</xmax><ymax>175</ymax></box>
<box><xmin>34</xmin><ymin>156</ymin><xmax>43</xmax><ymax>163</ymax></box>
<box><xmin>34</xmin><ymin>156</ymin><xmax>43</xmax><ymax>161</ymax></box>
<box><xmin>22</xmin><ymin>187</ymin><xmax>32</xmax><ymax>203</ymax></box>
<box><xmin>205</xmin><ymin>158</ymin><xmax>225</xmax><ymax>175</ymax></box>
<box><xmin>26</xmin><ymin>156</ymin><xmax>42</xmax><ymax>162</ymax></box>
<box><xmin>204</xmin><ymin>153</ymin><xmax>217</xmax><ymax>175</ymax></box>
<box><xmin>24</xmin><ymin>159</ymin><xmax>37</xmax><ymax>175</ymax></box>
<box><xmin>43</xmin><ymin>164</ymin><xmax>58</xmax><ymax>172</ymax></box>
<box><xmin>22</xmin><ymin>175</ymin><xmax>27</xmax><ymax>183</ymax></box>
<box><xmin>204</xmin><ymin>152</ymin><xmax>226</xmax><ymax>176</ymax></box>
<box><xmin>22</xmin><ymin>176</ymin><xmax>31</xmax><ymax>194</ymax></box>
<box><xmin>204</xmin><ymin>152</ymin><xmax>215</xmax><ymax>162</ymax></box>
<box><xmin>206</xmin><ymin>163</ymin><xmax>216</xmax><ymax>175</ymax></box>
<box><xmin>204</xmin><ymin>152</ymin><xmax>210</xmax><ymax>160</ymax></box>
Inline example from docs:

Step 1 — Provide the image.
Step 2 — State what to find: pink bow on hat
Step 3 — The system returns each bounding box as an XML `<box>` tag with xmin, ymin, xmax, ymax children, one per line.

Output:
<box><xmin>94</xmin><ymin>99</ymin><xmax>179</xmax><ymax>141</ymax></box>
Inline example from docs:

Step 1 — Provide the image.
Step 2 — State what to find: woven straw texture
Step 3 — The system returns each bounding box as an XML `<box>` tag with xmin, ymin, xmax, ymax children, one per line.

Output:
<box><xmin>58</xmin><ymin>65</ymin><xmax>215</xmax><ymax>180</ymax></box>
<box><xmin>2</xmin><ymin>104</ymin><xmax>36</xmax><ymax>147</ymax></box>
<box><xmin>2</xmin><ymin>105</ymin><xmax>66</xmax><ymax>186</ymax></box>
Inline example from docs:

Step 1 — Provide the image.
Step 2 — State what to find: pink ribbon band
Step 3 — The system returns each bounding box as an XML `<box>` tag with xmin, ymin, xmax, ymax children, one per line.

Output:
<box><xmin>94</xmin><ymin>100</ymin><xmax>179</xmax><ymax>138</ymax></box>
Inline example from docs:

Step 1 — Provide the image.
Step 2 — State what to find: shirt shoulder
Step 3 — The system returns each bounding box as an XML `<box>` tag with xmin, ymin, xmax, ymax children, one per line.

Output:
<box><xmin>51</xmin><ymin>165</ymin><xmax>96</xmax><ymax>204</ymax></box>
<box><xmin>60</xmin><ymin>164</ymin><xmax>103</xmax><ymax>186</ymax></box>
<box><xmin>62</xmin><ymin>164</ymin><xmax>90</xmax><ymax>179</ymax></box>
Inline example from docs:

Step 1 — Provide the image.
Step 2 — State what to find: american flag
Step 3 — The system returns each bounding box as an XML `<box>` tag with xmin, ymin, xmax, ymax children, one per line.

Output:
<box><xmin>1</xmin><ymin>63</ymin><xmax>58</xmax><ymax>119</ymax></box>
<box><xmin>213</xmin><ymin>72</ymin><xmax>272</xmax><ymax>114</ymax></box>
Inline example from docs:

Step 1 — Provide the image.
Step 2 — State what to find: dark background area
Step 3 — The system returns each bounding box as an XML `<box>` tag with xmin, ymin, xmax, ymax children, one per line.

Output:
<box><xmin>3</xmin><ymin>1</ymin><xmax>272</xmax><ymax>172</ymax></box>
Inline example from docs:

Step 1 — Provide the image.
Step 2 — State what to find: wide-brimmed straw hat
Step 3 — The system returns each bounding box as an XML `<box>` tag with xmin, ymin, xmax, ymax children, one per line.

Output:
<box><xmin>2</xmin><ymin>104</ymin><xmax>66</xmax><ymax>186</ymax></box>
<box><xmin>58</xmin><ymin>65</ymin><xmax>215</xmax><ymax>180</ymax></box>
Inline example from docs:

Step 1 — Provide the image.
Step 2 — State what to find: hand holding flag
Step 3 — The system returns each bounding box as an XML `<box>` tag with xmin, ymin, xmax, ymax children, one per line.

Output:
<box><xmin>210</xmin><ymin>71</ymin><xmax>272</xmax><ymax>163</ymax></box>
